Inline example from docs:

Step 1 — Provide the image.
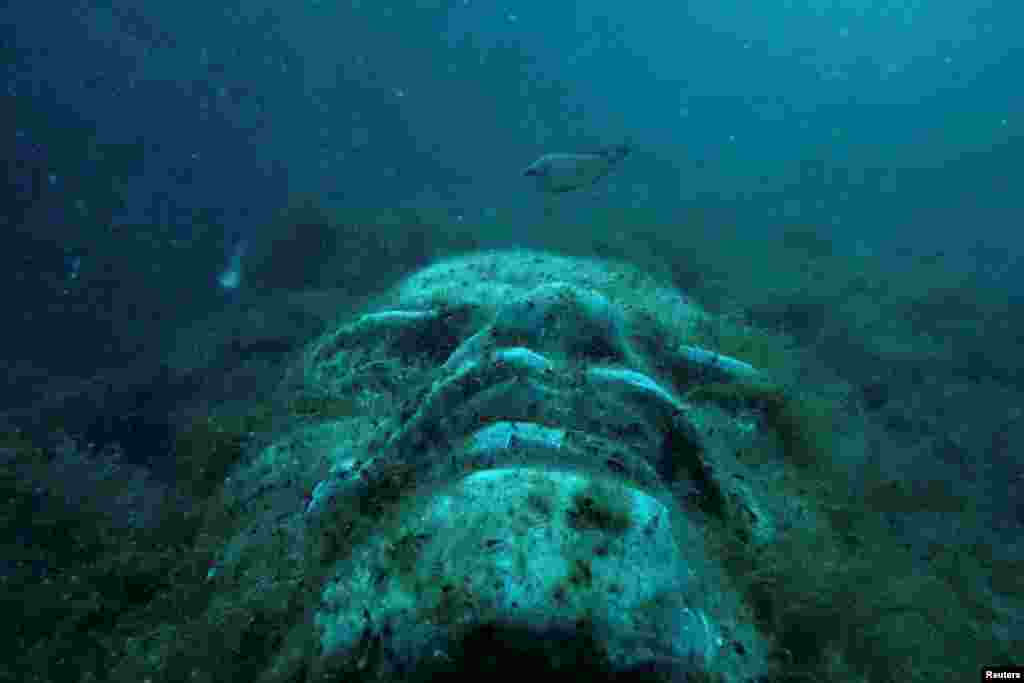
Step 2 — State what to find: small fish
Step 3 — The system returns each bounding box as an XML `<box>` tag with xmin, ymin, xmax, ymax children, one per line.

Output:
<box><xmin>523</xmin><ymin>143</ymin><xmax>631</xmax><ymax>194</ymax></box>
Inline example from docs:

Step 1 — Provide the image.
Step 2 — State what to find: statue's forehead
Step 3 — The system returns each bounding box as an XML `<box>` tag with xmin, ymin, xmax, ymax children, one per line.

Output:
<box><xmin>390</xmin><ymin>249</ymin><xmax>703</xmax><ymax>337</ymax></box>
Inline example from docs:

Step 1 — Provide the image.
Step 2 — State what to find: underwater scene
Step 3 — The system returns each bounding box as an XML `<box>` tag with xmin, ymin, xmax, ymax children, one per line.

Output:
<box><xmin>2</xmin><ymin>2</ymin><xmax>1022</xmax><ymax>682</ymax></box>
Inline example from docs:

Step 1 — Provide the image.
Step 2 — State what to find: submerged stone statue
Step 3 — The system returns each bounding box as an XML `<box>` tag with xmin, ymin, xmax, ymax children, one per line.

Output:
<box><xmin>194</xmin><ymin>250</ymin><xmax>811</xmax><ymax>682</ymax></box>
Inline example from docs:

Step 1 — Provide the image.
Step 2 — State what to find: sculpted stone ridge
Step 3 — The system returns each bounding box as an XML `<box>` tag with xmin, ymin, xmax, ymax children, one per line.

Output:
<box><xmin>215</xmin><ymin>250</ymin><xmax>783</xmax><ymax>681</ymax></box>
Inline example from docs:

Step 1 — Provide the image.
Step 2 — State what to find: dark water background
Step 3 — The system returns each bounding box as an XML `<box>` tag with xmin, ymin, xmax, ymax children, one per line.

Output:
<box><xmin>3</xmin><ymin>2</ymin><xmax>1020</xmax><ymax>387</ymax></box>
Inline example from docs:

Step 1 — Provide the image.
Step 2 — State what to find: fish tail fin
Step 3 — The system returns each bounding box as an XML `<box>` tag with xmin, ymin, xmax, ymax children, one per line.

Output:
<box><xmin>599</xmin><ymin>140</ymin><xmax>632</xmax><ymax>164</ymax></box>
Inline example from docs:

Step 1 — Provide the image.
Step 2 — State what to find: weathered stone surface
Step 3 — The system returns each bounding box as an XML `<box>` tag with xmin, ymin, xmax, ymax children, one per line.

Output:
<box><xmin>211</xmin><ymin>250</ymin><xmax>785</xmax><ymax>681</ymax></box>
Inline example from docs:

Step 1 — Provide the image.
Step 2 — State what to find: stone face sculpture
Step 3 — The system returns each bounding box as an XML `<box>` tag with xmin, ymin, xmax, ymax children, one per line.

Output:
<box><xmin>208</xmin><ymin>250</ymin><xmax>791</xmax><ymax>682</ymax></box>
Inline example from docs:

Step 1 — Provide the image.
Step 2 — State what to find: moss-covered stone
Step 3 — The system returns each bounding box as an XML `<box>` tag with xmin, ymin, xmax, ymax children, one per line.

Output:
<box><xmin>687</xmin><ymin>381</ymin><xmax>838</xmax><ymax>469</ymax></box>
<box><xmin>566</xmin><ymin>481</ymin><xmax>633</xmax><ymax>534</ymax></box>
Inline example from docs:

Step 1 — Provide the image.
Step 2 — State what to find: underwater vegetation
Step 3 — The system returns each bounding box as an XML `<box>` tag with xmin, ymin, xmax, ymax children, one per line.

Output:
<box><xmin>3</xmin><ymin>205</ymin><xmax>1020</xmax><ymax>683</ymax></box>
<box><xmin>685</xmin><ymin>374</ymin><xmax>1019</xmax><ymax>681</ymax></box>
